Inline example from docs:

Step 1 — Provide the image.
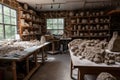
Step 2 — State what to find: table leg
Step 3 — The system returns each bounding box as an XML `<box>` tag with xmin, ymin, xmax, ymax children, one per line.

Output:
<box><xmin>26</xmin><ymin>58</ymin><xmax>29</xmax><ymax>74</ymax></box>
<box><xmin>12</xmin><ymin>61</ymin><xmax>17</xmax><ymax>80</ymax></box>
<box><xmin>78</xmin><ymin>69</ymin><xmax>84</xmax><ymax>80</ymax></box>
<box><xmin>34</xmin><ymin>51</ymin><xmax>37</xmax><ymax>66</ymax></box>
<box><xmin>70</xmin><ymin>60</ymin><xmax>73</xmax><ymax>78</ymax></box>
<box><xmin>41</xmin><ymin>48</ymin><xmax>43</xmax><ymax>63</ymax></box>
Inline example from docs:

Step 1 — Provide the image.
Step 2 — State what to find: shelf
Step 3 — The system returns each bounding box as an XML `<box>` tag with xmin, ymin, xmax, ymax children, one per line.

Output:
<box><xmin>22</xmin><ymin>26</ymin><xmax>39</xmax><ymax>29</ymax></box>
<box><xmin>89</xmin><ymin>35</ymin><xmax>110</xmax><ymax>38</ymax></box>
<box><xmin>70</xmin><ymin>15</ymin><xmax>109</xmax><ymax>18</ymax></box>
<box><xmin>70</xmin><ymin>16</ymin><xmax>89</xmax><ymax>18</ymax></box>
<box><xmin>71</xmin><ymin>23</ymin><xmax>89</xmax><ymax>25</ymax></box>
<box><xmin>22</xmin><ymin>34</ymin><xmax>40</xmax><ymax>36</ymax></box>
<box><xmin>18</xmin><ymin>4</ymin><xmax>42</xmax><ymax>41</ymax></box>
<box><xmin>89</xmin><ymin>22</ymin><xmax>110</xmax><ymax>24</ymax></box>
<box><xmin>72</xmin><ymin>36</ymin><xmax>90</xmax><ymax>38</ymax></box>
<box><xmin>20</xmin><ymin>9</ymin><xmax>37</xmax><ymax>16</ymax></box>
<box><xmin>89</xmin><ymin>29</ymin><xmax>109</xmax><ymax>31</ymax></box>
<box><xmin>89</xmin><ymin>15</ymin><xmax>109</xmax><ymax>18</ymax></box>
<box><xmin>71</xmin><ymin>30</ymin><xmax>88</xmax><ymax>32</ymax></box>
<box><xmin>21</xmin><ymin>17</ymin><xmax>32</xmax><ymax>22</ymax></box>
<box><xmin>68</xmin><ymin>10</ymin><xmax>110</xmax><ymax>40</ymax></box>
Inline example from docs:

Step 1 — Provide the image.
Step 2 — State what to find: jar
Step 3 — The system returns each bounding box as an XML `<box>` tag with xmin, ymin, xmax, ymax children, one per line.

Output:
<box><xmin>26</xmin><ymin>14</ymin><xmax>30</xmax><ymax>19</ymax></box>
<box><xmin>21</xmin><ymin>19</ymin><xmax>25</xmax><ymax>26</ymax></box>
<box><xmin>96</xmin><ymin>12</ymin><xmax>99</xmax><ymax>16</ymax></box>
<box><xmin>104</xmin><ymin>25</ymin><xmax>108</xmax><ymax>29</ymax></box>
<box><xmin>90</xmin><ymin>26</ymin><xmax>93</xmax><ymax>30</ymax></box>
<box><xmin>24</xmin><ymin>23</ymin><xmax>29</xmax><ymax>27</ymax></box>
<box><xmin>71</xmin><ymin>20</ymin><xmax>75</xmax><ymax>23</ymax></box>
<box><xmin>69</xmin><ymin>12</ymin><xmax>74</xmax><ymax>16</ymax></box>
<box><xmin>85</xmin><ymin>25</ymin><xmax>89</xmax><ymax>29</ymax></box>
<box><xmin>77</xmin><ymin>18</ymin><xmax>79</xmax><ymax>23</ymax></box>
<box><xmin>74</xmin><ymin>25</ymin><xmax>76</xmax><ymax>30</ymax></box>
<box><xmin>100</xmin><ymin>19</ymin><xmax>103</xmax><ymax>22</ymax></box>
<box><xmin>95</xmin><ymin>18</ymin><xmax>99</xmax><ymax>23</ymax></box>
<box><xmin>90</xmin><ymin>20</ymin><xmax>93</xmax><ymax>23</ymax></box>
<box><xmin>96</xmin><ymin>25</ymin><xmax>100</xmax><ymax>29</ymax></box>
<box><xmin>82</xmin><ymin>27</ymin><xmax>85</xmax><ymax>30</ymax></box>
<box><xmin>80</xmin><ymin>12</ymin><xmax>84</xmax><ymax>16</ymax></box>
<box><xmin>24</xmin><ymin>3</ymin><xmax>28</xmax><ymax>10</ymax></box>
<box><xmin>77</xmin><ymin>31</ymin><xmax>79</xmax><ymax>36</ymax></box>
<box><xmin>30</xmin><ymin>31</ymin><xmax>33</xmax><ymax>34</ymax></box>
<box><xmin>99</xmin><ymin>33</ymin><xmax>102</xmax><ymax>36</ymax></box>
<box><xmin>76</xmin><ymin>13</ymin><xmax>79</xmax><ymax>16</ymax></box>
<box><xmin>100</xmin><ymin>26</ymin><xmax>103</xmax><ymax>30</ymax></box>
<box><xmin>86</xmin><ymin>11</ymin><xmax>89</xmax><ymax>16</ymax></box>
<box><xmin>29</xmin><ymin>22</ymin><xmax>32</xmax><ymax>26</ymax></box>
<box><xmin>90</xmin><ymin>33</ymin><xmax>93</xmax><ymax>36</ymax></box>
<box><xmin>80</xmin><ymin>33</ymin><xmax>83</xmax><ymax>36</ymax></box>
<box><xmin>82</xmin><ymin>19</ymin><xmax>87</xmax><ymax>23</ymax></box>
<box><xmin>78</xmin><ymin>25</ymin><xmax>81</xmax><ymax>30</ymax></box>
<box><xmin>100</xmin><ymin>11</ymin><xmax>104</xmax><ymax>15</ymax></box>
<box><xmin>92</xmin><ymin>12</ymin><xmax>95</xmax><ymax>16</ymax></box>
<box><xmin>74</xmin><ymin>32</ymin><xmax>76</xmax><ymax>36</ymax></box>
<box><xmin>29</xmin><ymin>10</ymin><xmax>33</xmax><ymax>14</ymax></box>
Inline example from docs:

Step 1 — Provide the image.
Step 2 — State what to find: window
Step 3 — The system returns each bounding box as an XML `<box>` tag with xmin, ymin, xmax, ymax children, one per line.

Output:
<box><xmin>0</xmin><ymin>4</ymin><xmax>17</xmax><ymax>40</ymax></box>
<box><xmin>47</xmin><ymin>18</ymin><xmax>64</xmax><ymax>35</ymax></box>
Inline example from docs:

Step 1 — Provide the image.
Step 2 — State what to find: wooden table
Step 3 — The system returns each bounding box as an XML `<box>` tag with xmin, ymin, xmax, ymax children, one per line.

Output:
<box><xmin>60</xmin><ymin>38</ymin><xmax>71</xmax><ymax>53</ymax></box>
<box><xmin>0</xmin><ymin>42</ymin><xmax>50</xmax><ymax>80</ymax></box>
<box><xmin>70</xmin><ymin>50</ymin><xmax>120</xmax><ymax>80</ymax></box>
<box><xmin>47</xmin><ymin>39</ymin><xmax>60</xmax><ymax>54</ymax></box>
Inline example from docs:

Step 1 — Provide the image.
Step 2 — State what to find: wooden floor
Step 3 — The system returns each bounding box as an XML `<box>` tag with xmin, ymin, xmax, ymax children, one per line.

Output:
<box><xmin>30</xmin><ymin>53</ymin><xmax>73</xmax><ymax>80</ymax></box>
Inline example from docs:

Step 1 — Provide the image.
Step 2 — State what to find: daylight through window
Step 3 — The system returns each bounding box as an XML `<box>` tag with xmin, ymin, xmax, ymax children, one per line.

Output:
<box><xmin>47</xmin><ymin>18</ymin><xmax>64</xmax><ymax>35</ymax></box>
<box><xmin>0</xmin><ymin>4</ymin><xmax>17</xmax><ymax>40</ymax></box>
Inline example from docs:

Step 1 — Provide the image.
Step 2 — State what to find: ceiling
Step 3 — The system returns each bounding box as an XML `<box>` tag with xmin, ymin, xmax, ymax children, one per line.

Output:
<box><xmin>17</xmin><ymin>0</ymin><xmax>120</xmax><ymax>11</ymax></box>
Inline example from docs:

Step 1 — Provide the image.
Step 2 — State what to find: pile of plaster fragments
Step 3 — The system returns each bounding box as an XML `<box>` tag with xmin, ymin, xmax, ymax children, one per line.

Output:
<box><xmin>68</xmin><ymin>39</ymin><xmax>120</xmax><ymax>65</ymax></box>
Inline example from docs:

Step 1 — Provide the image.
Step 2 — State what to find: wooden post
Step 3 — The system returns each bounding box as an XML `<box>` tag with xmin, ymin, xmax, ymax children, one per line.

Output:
<box><xmin>12</xmin><ymin>61</ymin><xmax>17</xmax><ymax>80</ymax></box>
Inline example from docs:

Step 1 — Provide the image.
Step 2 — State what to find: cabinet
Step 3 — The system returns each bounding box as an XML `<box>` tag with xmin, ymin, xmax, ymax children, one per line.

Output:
<box><xmin>68</xmin><ymin>11</ymin><xmax>110</xmax><ymax>40</ymax></box>
<box><xmin>18</xmin><ymin>4</ymin><xmax>41</xmax><ymax>41</ymax></box>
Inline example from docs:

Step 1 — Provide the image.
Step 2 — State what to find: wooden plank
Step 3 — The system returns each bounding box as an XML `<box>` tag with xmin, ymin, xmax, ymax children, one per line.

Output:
<box><xmin>23</xmin><ymin>64</ymin><xmax>40</xmax><ymax>80</ymax></box>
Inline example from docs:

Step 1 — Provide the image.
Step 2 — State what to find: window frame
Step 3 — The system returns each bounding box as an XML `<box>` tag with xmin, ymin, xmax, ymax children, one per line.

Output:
<box><xmin>0</xmin><ymin>3</ymin><xmax>17</xmax><ymax>40</ymax></box>
<box><xmin>46</xmin><ymin>18</ymin><xmax>64</xmax><ymax>35</ymax></box>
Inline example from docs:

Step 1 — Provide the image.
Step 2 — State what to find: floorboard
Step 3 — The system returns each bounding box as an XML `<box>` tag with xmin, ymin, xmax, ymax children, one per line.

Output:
<box><xmin>30</xmin><ymin>53</ymin><xmax>73</xmax><ymax>80</ymax></box>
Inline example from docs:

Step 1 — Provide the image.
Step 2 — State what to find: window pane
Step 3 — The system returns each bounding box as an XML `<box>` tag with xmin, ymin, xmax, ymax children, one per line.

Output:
<box><xmin>47</xmin><ymin>18</ymin><xmax>64</xmax><ymax>35</ymax></box>
<box><xmin>4</xmin><ymin>6</ymin><xmax>10</xmax><ymax>16</ymax></box>
<box><xmin>52</xmin><ymin>25</ymin><xmax>58</xmax><ymax>29</ymax></box>
<box><xmin>53</xmin><ymin>19</ymin><xmax>57</xmax><ymax>23</ymax></box>
<box><xmin>5</xmin><ymin>25</ymin><xmax>17</xmax><ymax>39</ymax></box>
<box><xmin>11</xmin><ymin>17</ymin><xmax>17</xmax><ymax>25</ymax></box>
<box><xmin>0</xmin><ymin>25</ymin><xmax>4</xmax><ymax>40</ymax></box>
<box><xmin>11</xmin><ymin>26</ymin><xmax>17</xmax><ymax>38</ymax></box>
<box><xmin>58</xmin><ymin>19</ymin><xmax>64</xmax><ymax>24</ymax></box>
<box><xmin>47</xmin><ymin>24</ymin><xmax>53</xmax><ymax>29</ymax></box>
<box><xmin>4</xmin><ymin>15</ymin><xmax>10</xmax><ymax>24</ymax></box>
<box><xmin>0</xmin><ymin>4</ymin><xmax>2</xmax><ymax>14</ymax></box>
<box><xmin>58</xmin><ymin>25</ymin><xmax>64</xmax><ymax>29</ymax></box>
<box><xmin>11</xmin><ymin>9</ymin><xmax>16</xmax><ymax>17</ymax></box>
<box><xmin>47</xmin><ymin>19</ymin><xmax>52</xmax><ymax>23</ymax></box>
<box><xmin>0</xmin><ymin>14</ymin><xmax>3</xmax><ymax>23</ymax></box>
<box><xmin>5</xmin><ymin>25</ymin><xmax>12</xmax><ymax>39</ymax></box>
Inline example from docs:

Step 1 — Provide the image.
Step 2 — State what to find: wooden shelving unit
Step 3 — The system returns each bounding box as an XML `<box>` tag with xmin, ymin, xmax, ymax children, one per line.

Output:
<box><xmin>18</xmin><ymin>4</ymin><xmax>41</xmax><ymax>41</ymax></box>
<box><xmin>68</xmin><ymin>10</ymin><xmax>111</xmax><ymax>40</ymax></box>
<box><xmin>0</xmin><ymin>0</ymin><xmax>18</xmax><ymax>9</ymax></box>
